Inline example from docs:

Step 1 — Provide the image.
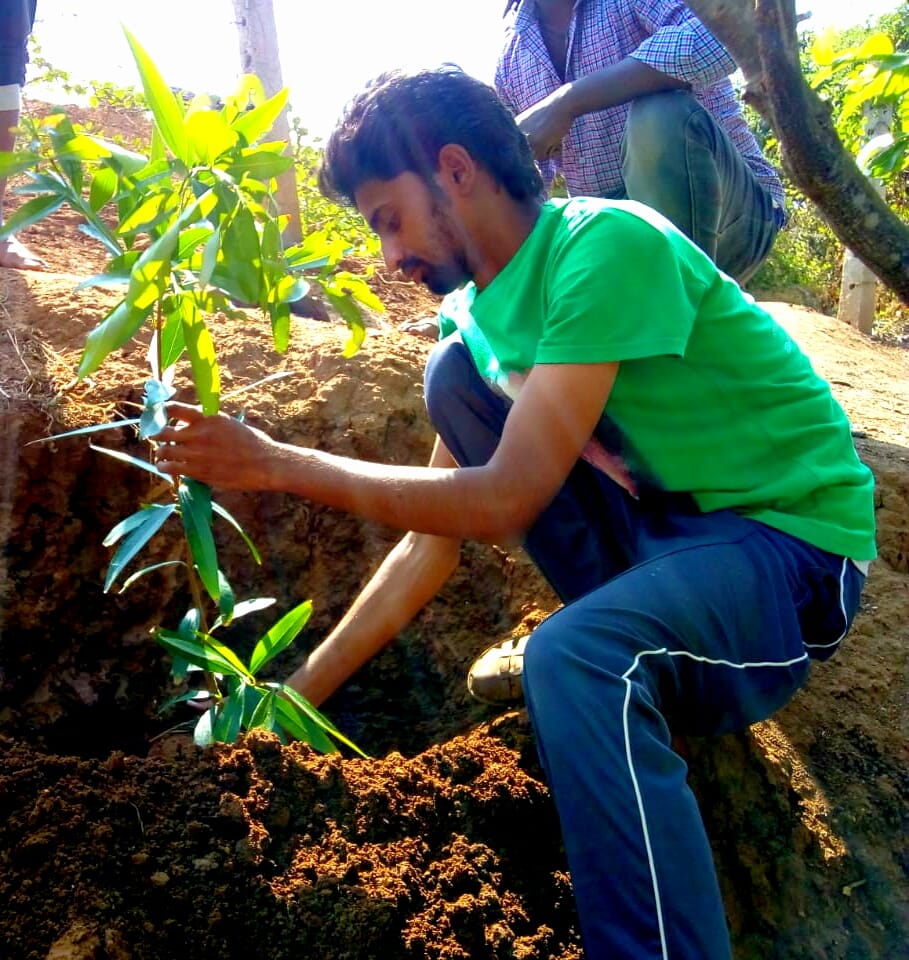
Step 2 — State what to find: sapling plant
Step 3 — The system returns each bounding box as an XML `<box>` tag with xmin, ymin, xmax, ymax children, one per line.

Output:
<box><xmin>4</xmin><ymin>29</ymin><xmax>376</xmax><ymax>754</ymax></box>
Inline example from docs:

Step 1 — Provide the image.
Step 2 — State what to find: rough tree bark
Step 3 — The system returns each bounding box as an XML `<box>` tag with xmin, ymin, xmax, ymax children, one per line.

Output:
<box><xmin>686</xmin><ymin>0</ymin><xmax>909</xmax><ymax>304</ymax></box>
<box><xmin>231</xmin><ymin>0</ymin><xmax>303</xmax><ymax>246</ymax></box>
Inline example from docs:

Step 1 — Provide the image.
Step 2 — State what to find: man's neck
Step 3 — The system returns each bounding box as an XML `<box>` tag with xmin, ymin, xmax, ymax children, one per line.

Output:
<box><xmin>468</xmin><ymin>196</ymin><xmax>544</xmax><ymax>292</ymax></box>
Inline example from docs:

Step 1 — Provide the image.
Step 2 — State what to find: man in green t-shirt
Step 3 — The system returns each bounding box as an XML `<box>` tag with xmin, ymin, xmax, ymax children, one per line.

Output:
<box><xmin>157</xmin><ymin>67</ymin><xmax>875</xmax><ymax>960</ymax></box>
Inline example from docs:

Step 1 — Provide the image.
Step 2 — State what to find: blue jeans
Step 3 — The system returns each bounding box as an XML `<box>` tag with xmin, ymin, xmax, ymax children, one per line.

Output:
<box><xmin>0</xmin><ymin>0</ymin><xmax>36</xmax><ymax>87</ymax></box>
<box><xmin>424</xmin><ymin>339</ymin><xmax>864</xmax><ymax>960</ymax></box>
<box><xmin>617</xmin><ymin>90</ymin><xmax>780</xmax><ymax>284</ymax></box>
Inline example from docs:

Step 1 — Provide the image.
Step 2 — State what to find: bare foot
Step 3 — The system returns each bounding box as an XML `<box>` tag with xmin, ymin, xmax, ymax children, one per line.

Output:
<box><xmin>400</xmin><ymin>316</ymin><xmax>440</xmax><ymax>340</ymax></box>
<box><xmin>0</xmin><ymin>236</ymin><xmax>46</xmax><ymax>271</ymax></box>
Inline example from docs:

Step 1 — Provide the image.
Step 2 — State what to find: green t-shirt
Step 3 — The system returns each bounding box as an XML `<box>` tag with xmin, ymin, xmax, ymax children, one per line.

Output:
<box><xmin>438</xmin><ymin>198</ymin><xmax>876</xmax><ymax>561</ymax></box>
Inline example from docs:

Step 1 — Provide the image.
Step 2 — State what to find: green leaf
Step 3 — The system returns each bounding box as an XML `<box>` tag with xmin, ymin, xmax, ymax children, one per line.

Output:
<box><xmin>79</xmin><ymin>298</ymin><xmax>153</xmax><ymax>378</ymax></box>
<box><xmin>269</xmin><ymin>302</ymin><xmax>290</xmax><ymax>354</ymax></box>
<box><xmin>156</xmin><ymin>297</ymin><xmax>187</xmax><ymax>372</ymax></box>
<box><xmin>184</xmin><ymin>109</ymin><xmax>238</xmax><ymax>165</ymax></box>
<box><xmin>118</xmin><ymin>192</ymin><xmax>168</xmax><ymax>235</ymax></box>
<box><xmin>210</xmin><ymin>205</ymin><xmax>261</xmax><ymax>303</ymax></box>
<box><xmin>25</xmin><ymin>416</ymin><xmax>140</xmax><ymax>446</ymax></box>
<box><xmin>231</xmin><ymin>88</ymin><xmax>289</xmax><ymax>144</ymax></box>
<box><xmin>89</xmin><ymin>167</ymin><xmax>118</xmax><ymax>212</ymax></box>
<box><xmin>120</xmin><ymin>559</ymin><xmax>186</xmax><ymax>591</ymax></box>
<box><xmin>211</xmin><ymin>500</ymin><xmax>262</xmax><ymax>564</ymax></box>
<box><xmin>323</xmin><ymin>286</ymin><xmax>366</xmax><ymax>358</ymax></box>
<box><xmin>199</xmin><ymin>224</ymin><xmax>221</xmax><ymax>287</ymax></box>
<box><xmin>180</xmin><ymin>296</ymin><xmax>220</xmax><ymax>414</ymax></box>
<box><xmin>78</xmin><ymin>221</ymin><xmax>123</xmax><ymax>258</ymax></box>
<box><xmin>125</xmin><ymin>221</ymin><xmax>181</xmax><ymax>311</ymax></box>
<box><xmin>249</xmin><ymin>599</ymin><xmax>313</xmax><ymax>674</ymax></box>
<box><xmin>227</xmin><ymin>149</ymin><xmax>293</xmax><ymax>182</ymax></box>
<box><xmin>178</xmin><ymin>607</ymin><xmax>202</xmax><ymax>640</ymax></box>
<box><xmin>0</xmin><ymin>194</ymin><xmax>64</xmax><ymax>240</ymax></box>
<box><xmin>248</xmin><ymin>689</ymin><xmax>277</xmax><ymax>731</ymax></box>
<box><xmin>104</xmin><ymin>503</ymin><xmax>177</xmax><ymax>592</ymax></box>
<box><xmin>176</xmin><ymin>225</ymin><xmax>213</xmax><ymax>261</ymax></box>
<box><xmin>157</xmin><ymin>688</ymin><xmax>212</xmax><ymax>714</ymax></box>
<box><xmin>0</xmin><ymin>150</ymin><xmax>40</xmax><ymax>179</ymax></box>
<box><xmin>217</xmin><ymin>569</ymin><xmax>235</xmax><ymax>623</ymax></box>
<box><xmin>177</xmin><ymin>477</ymin><xmax>220</xmax><ymax>602</ymax></box>
<box><xmin>211</xmin><ymin>597</ymin><xmax>275</xmax><ymax>632</ymax></box>
<box><xmin>280</xmin><ymin>684</ymin><xmax>367</xmax><ymax>757</ymax></box>
<box><xmin>194</xmin><ymin>706</ymin><xmax>215</xmax><ymax>747</ymax></box>
<box><xmin>239</xmin><ymin>684</ymin><xmax>264</xmax><ymax>727</ymax></box>
<box><xmin>212</xmin><ymin>690</ymin><xmax>244</xmax><ymax>742</ymax></box>
<box><xmin>90</xmin><ymin>442</ymin><xmax>170</xmax><ymax>478</ymax></box>
<box><xmin>156</xmin><ymin>628</ymin><xmax>247</xmax><ymax>677</ymax></box>
<box><xmin>274</xmin><ymin>696</ymin><xmax>336</xmax><ymax>753</ymax></box>
<box><xmin>123</xmin><ymin>28</ymin><xmax>189</xmax><ymax>163</ymax></box>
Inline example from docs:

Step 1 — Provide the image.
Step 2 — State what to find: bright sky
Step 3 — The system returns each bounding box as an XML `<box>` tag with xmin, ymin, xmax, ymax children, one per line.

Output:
<box><xmin>28</xmin><ymin>0</ymin><xmax>904</xmax><ymax>140</ymax></box>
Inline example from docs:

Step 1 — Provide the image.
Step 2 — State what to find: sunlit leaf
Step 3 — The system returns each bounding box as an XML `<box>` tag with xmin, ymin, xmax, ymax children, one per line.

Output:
<box><xmin>180</xmin><ymin>295</ymin><xmax>220</xmax><ymax>414</ymax></box>
<box><xmin>227</xmin><ymin>149</ymin><xmax>293</xmax><ymax>182</ymax></box>
<box><xmin>89</xmin><ymin>167</ymin><xmax>118</xmax><ymax>212</ymax></box>
<box><xmin>248</xmin><ymin>689</ymin><xmax>277</xmax><ymax>731</ymax></box>
<box><xmin>274</xmin><ymin>696</ymin><xmax>335</xmax><ymax>753</ymax></box>
<box><xmin>79</xmin><ymin>298</ymin><xmax>154</xmax><ymax>377</ymax></box>
<box><xmin>156</xmin><ymin>628</ymin><xmax>247</xmax><ymax>677</ymax></box>
<box><xmin>211</xmin><ymin>597</ymin><xmax>275</xmax><ymax>631</ymax></box>
<box><xmin>123</xmin><ymin>28</ymin><xmax>189</xmax><ymax>163</ymax></box>
<box><xmin>177</xmin><ymin>477</ymin><xmax>220</xmax><ymax>602</ymax></box>
<box><xmin>279</xmin><ymin>683</ymin><xmax>367</xmax><ymax>757</ymax></box>
<box><xmin>269</xmin><ymin>302</ymin><xmax>290</xmax><ymax>353</ymax></box>
<box><xmin>185</xmin><ymin>109</ymin><xmax>238</xmax><ymax>165</ymax></box>
<box><xmin>232</xmin><ymin>87</ymin><xmax>289</xmax><ymax>145</ymax></box>
<box><xmin>249</xmin><ymin>599</ymin><xmax>313</xmax><ymax>674</ymax></box>
<box><xmin>212</xmin><ymin>690</ymin><xmax>243</xmax><ymax>742</ymax></box>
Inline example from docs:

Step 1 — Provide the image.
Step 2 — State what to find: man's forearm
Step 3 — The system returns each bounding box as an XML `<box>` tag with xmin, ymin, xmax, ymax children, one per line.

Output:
<box><xmin>561</xmin><ymin>57</ymin><xmax>688</xmax><ymax>118</ymax></box>
<box><xmin>284</xmin><ymin>531</ymin><xmax>461</xmax><ymax>706</ymax></box>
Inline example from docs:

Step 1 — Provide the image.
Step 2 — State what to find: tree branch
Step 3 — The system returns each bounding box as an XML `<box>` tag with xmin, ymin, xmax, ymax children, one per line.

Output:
<box><xmin>687</xmin><ymin>0</ymin><xmax>909</xmax><ymax>304</ymax></box>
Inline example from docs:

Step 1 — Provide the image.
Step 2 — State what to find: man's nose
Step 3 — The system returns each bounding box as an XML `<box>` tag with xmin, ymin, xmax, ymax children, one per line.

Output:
<box><xmin>381</xmin><ymin>237</ymin><xmax>404</xmax><ymax>273</ymax></box>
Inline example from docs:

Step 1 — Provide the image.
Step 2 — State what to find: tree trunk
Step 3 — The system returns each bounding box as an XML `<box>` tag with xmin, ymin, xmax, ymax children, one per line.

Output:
<box><xmin>686</xmin><ymin>0</ymin><xmax>909</xmax><ymax>305</ymax></box>
<box><xmin>231</xmin><ymin>0</ymin><xmax>303</xmax><ymax>246</ymax></box>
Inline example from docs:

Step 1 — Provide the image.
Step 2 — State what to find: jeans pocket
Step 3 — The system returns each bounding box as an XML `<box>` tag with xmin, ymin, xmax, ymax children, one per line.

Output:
<box><xmin>797</xmin><ymin>560</ymin><xmax>862</xmax><ymax>661</ymax></box>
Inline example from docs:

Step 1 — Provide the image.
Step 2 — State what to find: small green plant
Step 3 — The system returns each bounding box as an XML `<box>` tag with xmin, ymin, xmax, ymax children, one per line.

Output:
<box><xmin>5</xmin><ymin>29</ymin><xmax>373</xmax><ymax>754</ymax></box>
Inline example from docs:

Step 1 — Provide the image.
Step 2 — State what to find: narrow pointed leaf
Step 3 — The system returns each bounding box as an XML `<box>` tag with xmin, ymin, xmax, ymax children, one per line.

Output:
<box><xmin>123</xmin><ymin>28</ymin><xmax>189</xmax><ymax>163</ymax></box>
<box><xmin>279</xmin><ymin>683</ymin><xmax>367</xmax><ymax>757</ymax></box>
<box><xmin>120</xmin><ymin>559</ymin><xmax>185</xmax><ymax>591</ymax></box>
<box><xmin>180</xmin><ymin>297</ymin><xmax>220</xmax><ymax>414</ymax></box>
<box><xmin>212</xmin><ymin>690</ymin><xmax>244</xmax><ymax>742</ymax></box>
<box><xmin>77</xmin><ymin>221</ymin><xmax>123</xmax><ymax>257</ymax></box>
<box><xmin>25</xmin><ymin>417</ymin><xmax>141</xmax><ymax>446</ymax></box>
<box><xmin>0</xmin><ymin>150</ymin><xmax>40</xmax><ymax>179</ymax></box>
<box><xmin>79</xmin><ymin>298</ymin><xmax>153</xmax><ymax>378</ymax></box>
<box><xmin>177</xmin><ymin>478</ymin><xmax>220</xmax><ymax>602</ymax></box>
<box><xmin>231</xmin><ymin>87</ymin><xmax>289</xmax><ymax>144</ymax></box>
<box><xmin>0</xmin><ymin>194</ymin><xmax>64</xmax><ymax>239</ymax></box>
<box><xmin>89</xmin><ymin>167</ymin><xmax>118</xmax><ymax>212</ymax></box>
<box><xmin>274</xmin><ymin>696</ymin><xmax>336</xmax><ymax>753</ymax></box>
<box><xmin>211</xmin><ymin>597</ymin><xmax>275</xmax><ymax>631</ymax></box>
<box><xmin>90</xmin><ymin>443</ymin><xmax>170</xmax><ymax>478</ymax></box>
<box><xmin>217</xmin><ymin>569</ymin><xmax>235</xmax><ymax>622</ymax></box>
<box><xmin>249</xmin><ymin>600</ymin><xmax>313</xmax><ymax>674</ymax></box>
<box><xmin>248</xmin><ymin>690</ymin><xmax>277</xmax><ymax>731</ymax></box>
<box><xmin>156</xmin><ymin>629</ymin><xmax>246</xmax><ymax>677</ymax></box>
<box><xmin>104</xmin><ymin>503</ymin><xmax>177</xmax><ymax>591</ymax></box>
<box><xmin>103</xmin><ymin>502</ymin><xmax>175</xmax><ymax>547</ymax></box>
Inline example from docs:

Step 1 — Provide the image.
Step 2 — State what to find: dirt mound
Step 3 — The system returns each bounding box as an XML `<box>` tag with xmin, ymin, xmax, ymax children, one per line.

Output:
<box><xmin>0</xmin><ymin>101</ymin><xmax>906</xmax><ymax>959</ymax></box>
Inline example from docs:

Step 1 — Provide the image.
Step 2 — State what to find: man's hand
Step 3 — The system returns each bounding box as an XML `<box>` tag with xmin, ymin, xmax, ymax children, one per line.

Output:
<box><xmin>400</xmin><ymin>316</ymin><xmax>440</xmax><ymax>340</ymax></box>
<box><xmin>156</xmin><ymin>402</ymin><xmax>281</xmax><ymax>490</ymax></box>
<box><xmin>516</xmin><ymin>85</ymin><xmax>576</xmax><ymax>160</ymax></box>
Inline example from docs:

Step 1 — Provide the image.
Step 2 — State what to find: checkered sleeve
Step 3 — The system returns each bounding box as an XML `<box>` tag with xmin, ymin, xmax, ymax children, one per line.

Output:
<box><xmin>627</xmin><ymin>0</ymin><xmax>736</xmax><ymax>85</ymax></box>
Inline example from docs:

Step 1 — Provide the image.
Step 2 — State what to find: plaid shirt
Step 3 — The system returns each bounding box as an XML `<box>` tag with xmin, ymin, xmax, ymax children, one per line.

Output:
<box><xmin>495</xmin><ymin>0</ymin><xmax>785</xmax><ymax>213</ymax></box>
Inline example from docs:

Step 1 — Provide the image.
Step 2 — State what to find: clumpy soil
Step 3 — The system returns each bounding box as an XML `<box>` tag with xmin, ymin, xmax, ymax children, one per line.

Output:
<box><xmin>0</xmin><ymin>101</ymin><xmax>907</xmax><ymax>960</ymax></box>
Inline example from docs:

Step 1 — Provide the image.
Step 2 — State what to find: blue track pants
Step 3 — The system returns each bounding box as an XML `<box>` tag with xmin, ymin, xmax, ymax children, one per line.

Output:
<box><xmin>424</xmin><ymin>339</ymin><xmax>865</xmax><ymax>960</ymax></box>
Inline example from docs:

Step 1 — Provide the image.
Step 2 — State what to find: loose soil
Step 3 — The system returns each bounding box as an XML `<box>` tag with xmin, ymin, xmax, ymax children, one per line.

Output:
<box><xmin>0</xmin><ymin>101</ymin><xmax>906</xmax><ymax>960</ymax></box>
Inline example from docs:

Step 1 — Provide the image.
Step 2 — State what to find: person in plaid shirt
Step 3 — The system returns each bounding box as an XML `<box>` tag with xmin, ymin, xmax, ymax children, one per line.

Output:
<box><xmin>497</xmin><ymin>0</ymin><xmax>785</xmax><ymax>282</ymax></box>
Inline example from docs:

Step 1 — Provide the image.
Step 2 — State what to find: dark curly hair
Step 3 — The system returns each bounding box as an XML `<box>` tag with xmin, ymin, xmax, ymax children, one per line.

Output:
<box><xmin>319</xmin><ymin>66</ymin><xmax>544</xmax><ymax>207</ymax></box>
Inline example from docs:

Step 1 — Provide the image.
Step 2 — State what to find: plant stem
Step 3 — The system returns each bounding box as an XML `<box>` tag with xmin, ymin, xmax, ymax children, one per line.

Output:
<box><xmin>155</xmin><ymin>299</ymin><xmax>163</xmax><ymax>380</ymax></box>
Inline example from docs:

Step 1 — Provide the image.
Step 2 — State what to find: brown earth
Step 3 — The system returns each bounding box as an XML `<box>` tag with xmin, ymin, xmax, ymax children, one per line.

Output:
<box><xmin>0</xmin><ymin>101</ymin><xmax>907</xmax><ymax>960</ymax></box>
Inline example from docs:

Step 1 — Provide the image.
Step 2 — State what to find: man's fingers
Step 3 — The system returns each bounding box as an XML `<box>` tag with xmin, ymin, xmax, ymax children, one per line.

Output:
<box><xmin>164</xmin><ymin>401</ymin><xmax>205</xmax><ymax>422</ymax></box>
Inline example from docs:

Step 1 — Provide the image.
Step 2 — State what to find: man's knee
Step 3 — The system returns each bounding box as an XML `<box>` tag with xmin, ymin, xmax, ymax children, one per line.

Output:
<box><xmin>622</xmin><ymin>91</ymin><xmax>707</xmax><ymax>180</ymax></box>
<box><xmin>423</xmin><ymin>336</ymin><xmax>470</xmax><ymax>428</ymax></box>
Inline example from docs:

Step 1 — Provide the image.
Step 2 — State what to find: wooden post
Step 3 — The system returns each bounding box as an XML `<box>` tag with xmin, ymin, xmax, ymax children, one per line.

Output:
<box><xmin>231</xmin><ymin>0</ymin><xmax>303</xmax><ymax>246</ymax></box>
<box><xmin>837</xmin><ymin>103</ymin><xmax>892</xmax><ymax>335</ymax></box>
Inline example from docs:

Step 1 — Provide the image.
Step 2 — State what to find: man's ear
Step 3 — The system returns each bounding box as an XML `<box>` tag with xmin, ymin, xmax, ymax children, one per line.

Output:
<box><xmin>436</xmin><ymin>144</ymin><xmax>475</xmax><ymax>195</ymax></box>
